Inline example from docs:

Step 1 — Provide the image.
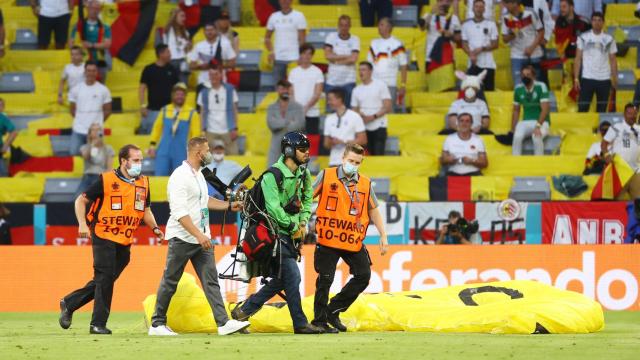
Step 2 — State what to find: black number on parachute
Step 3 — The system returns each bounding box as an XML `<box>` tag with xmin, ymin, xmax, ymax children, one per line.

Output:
<box><xmin>457</xmin><ymin>286</ymin><xmax>524</xmax><ymax>306</ymax></box>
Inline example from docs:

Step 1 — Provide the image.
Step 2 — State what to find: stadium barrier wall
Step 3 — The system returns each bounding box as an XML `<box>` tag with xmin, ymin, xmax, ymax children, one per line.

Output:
<box><xmin>0</xmin><ymin>245</ymin><xmax>638</xmax><ymax>312</ymax></box>
<box><xmin>3</xmin><ymin>201</ymin><xmax>634</xmax><ymax>245</ymax></box>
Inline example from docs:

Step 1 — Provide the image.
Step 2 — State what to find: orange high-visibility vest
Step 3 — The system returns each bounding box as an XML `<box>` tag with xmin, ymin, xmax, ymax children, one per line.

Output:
<box><xmin>87</xmin><ymin>171</ymin><xmax>149</xmax><ymax>245</ymax></box>
<box><xmin>315</xmin><ymin>167</ymin><xmax>371</xmax><ymax>252</ymax></box>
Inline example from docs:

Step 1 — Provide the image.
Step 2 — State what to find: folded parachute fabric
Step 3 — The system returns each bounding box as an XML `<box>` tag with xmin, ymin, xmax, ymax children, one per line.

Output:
<box><xmin>142</xmin><ymin>274</ymin><xmax>604</xmax><ymax>334</ymax></box>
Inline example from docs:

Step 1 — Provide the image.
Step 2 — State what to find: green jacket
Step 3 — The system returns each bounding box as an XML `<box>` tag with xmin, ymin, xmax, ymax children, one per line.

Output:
<box><xmin>260</xmin><ymin>156</ymin><xmax>313</xmax><ymax>236</ymax></box>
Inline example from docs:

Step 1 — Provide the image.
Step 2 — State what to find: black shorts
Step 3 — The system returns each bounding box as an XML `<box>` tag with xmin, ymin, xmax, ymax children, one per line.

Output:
<box><xmin>38</xmin><ymin>14</ymin><xmax>71</xmax><ymax>47</ymax></box>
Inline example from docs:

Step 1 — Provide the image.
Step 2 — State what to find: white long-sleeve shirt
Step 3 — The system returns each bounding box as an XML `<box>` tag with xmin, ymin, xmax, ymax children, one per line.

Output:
<box><xmin>166</xmin><ymin>161</ymin><xmax>211</xmax><ymax>244</ymax></box>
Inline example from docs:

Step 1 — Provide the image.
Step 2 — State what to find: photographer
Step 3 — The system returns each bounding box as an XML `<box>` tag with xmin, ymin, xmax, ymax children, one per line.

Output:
<box><xmin>437</xmin><ymin>211</ymin><xmax>473</xmax><ymax>245</ymax></box>
<box><xmin>231</xmin><ymin>132</ymin><xmax>324</xmax><ymax>335</ymax></box>
<box><xmin>148</xmin><ymin>137</ymin><xmax>249</xmax><ymax>336</ymax></box>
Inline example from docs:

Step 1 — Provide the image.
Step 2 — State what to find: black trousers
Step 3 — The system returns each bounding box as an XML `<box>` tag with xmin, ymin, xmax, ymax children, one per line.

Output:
<box><xmin>63</xmin><ymin>236</ymin><xmax>131</xmax><ymax>327</ymax></box>
<box><xmin>367</xmin><ymin>127</ymin><xmax>388</xmax><ymax>156</ymax></box>
<box><xmin>467</xmin><ymin>65</ymin><xmax>495</xmax><ymax>91</ymax></box>
<box><xmin>312</xmin><ymin>244</ymin><xmax>371</xmax><ymax>324</ymax></box>
<box><xmin>578</xmin><ymin>78</ymin><xmax>612</xmax><ymax>113</ymax></box>
<box><xmin>38</xmin><ymin>14</ymin><xmax>71</xmax><ymax>48</ymax></box>
<box><xmin>359</xmin><ymin>0</ymin><xmax>392</xmax><ymax>27</ymax></box>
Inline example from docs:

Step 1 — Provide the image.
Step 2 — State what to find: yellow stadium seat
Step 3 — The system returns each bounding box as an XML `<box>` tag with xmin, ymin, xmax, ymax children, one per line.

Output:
<box><xmin>25</xmin><ymin>114</ymin><xmax>73</xmax><ymax>131</ymax></box>
<box><xmin>106</xmin><ymin>136</ymin><xmax>151</xmax><ymax>166</ymax></box>
<box><xmin>225</xmin><ymin>155</ymin><xmax>268</xmax><ymax>187</ymax></box>
<box><xmin>0</xmin><ymin>178</ymin><xmax>44</xmax><ymax>202</ymax></box>
<box><xmin>1</xmin><ymin>93</ymin><xmax>58</xmax><ymax>115</ymax></box>
<box><xmin>149</xmin><ymin>176</ymin><xmax>169</xmax><ymax>202</ymax></box>
<box><xmin>12</xmin><ymin>134</ymin><xmax>53</xmax><ymax>157</ymax></box>
<box><xmin>471</xmin><ymin>176</ymin><xmax>514</xmax><ymax>201</ymax></box>
<box><xmin>107</xmin><ymin>113</ymin><xmax>142</xmax><ymax>129</ymax></box>
<box><xmin>12</xmin><ymin>171</ymin><xmax>81</xmax><ymax>179</ymax></box>
<box><xmin>616</xmin><ymin>91</ymin><xmax>635</xmax><ymax>112</ymax></box>
<box><xmin>550</xmin><ymin>175</ymin><xmax>599</xmax><ymax>201</ymax></box>
<box><xmin>360</xmin><ymin>155</ymin><xmax>439</xmax><ymax>178</ymax></box>
<box><xmin>296</xmin><ymin>5</ymin><xmax>360</xmax><ymax>28</ymax></box>
<box><xmin>550</xmin><ymin>113</ymin><xmax>599</xmax><ymax>134</ymax></box>
<box><xmin>396</xmin><ymin>176</ymin><xmax>429</xmax><ymax>201</ymax></box>
<box><xmin>606</xmin><ymin>5</ymin><xmax>638</xmax><ymax>26</ymax></box>
<box><xmin>256</xmin><ymin>93</ymin><xmax>278</xmax><ymax>112</ymax></box>
<box><xmin>560</xmin><ymin>134</ymin><xmax>599</xmax><ymax>156</ymax></box>
<box><xmin>484</xmin><ymin>155</ymin><xmax>584</xmax><ymax>176</ymax></box>
<box><xmin>387</xmin><ymin>114</ymin><xmax>444</xmax><ymax>135</ymax></box>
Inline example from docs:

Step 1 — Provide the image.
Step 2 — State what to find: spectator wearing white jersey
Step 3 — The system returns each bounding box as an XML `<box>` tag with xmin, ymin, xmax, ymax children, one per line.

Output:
<box><xmin>265</xmin><ymin>0</ymin><xmax>307</xmax><ymax>84</ymax></box>
<box><xmin>289</xmin><ymin>43</ymin><xmax>324</xmax><ymax>135</ymax></box>
<box><xmin>601</xmin><ymin>104</ymin><xmax>640</xmax><ymax>200</ymax></box>
<box><xmin>440</xmin><ymin>113</ymin><xmax>488</xmax><ymax>176</ymax></box>
<box><xmin>367</xmin><ymin>17</ymin><xmax>407</xmax><ymax>111</ymax></box>
<box><xmin>324</xmin><ymin>15</ymin><xmax>360</xmax><ymax>112</ymax></box>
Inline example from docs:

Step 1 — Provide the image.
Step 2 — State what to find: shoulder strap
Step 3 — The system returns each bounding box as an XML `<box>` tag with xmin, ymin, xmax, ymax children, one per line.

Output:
<box><xmin>265</xmin><ymin>166</ymin><xmax>284</xmax><ymax>191</ymax></box>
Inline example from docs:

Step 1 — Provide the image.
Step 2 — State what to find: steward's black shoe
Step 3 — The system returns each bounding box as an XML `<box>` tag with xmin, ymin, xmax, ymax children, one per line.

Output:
<box><xmin>58</xmin><ymin>299</ymin><xmax>72</xmax><ymax>330</ymax></box>
<box><xmin>294</xmin><ymin>323</ymin><xmax>324</xmax><ymax>334</ymax></box>
<box><xmin>312</xmin><ymin>321</ymin><xmax>339</xmax><ymax>334</ymax></box>
<box><xmin>89</xmin><ymin>325</ymin><xmax>112</xmax><ymax>335</ymax></box>
<box><xmin>327</xmin><ymin>314</ymin><xmax>347</xmax><ymax>332</ymax></box>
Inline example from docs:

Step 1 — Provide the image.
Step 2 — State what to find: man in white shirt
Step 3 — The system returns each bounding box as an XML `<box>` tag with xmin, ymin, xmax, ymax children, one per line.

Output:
<box><xmin>368</xmin><ymin>17</ymin><xmax>408</xmax><ymax>111</ymax></box>
<box><xmin>58</xmin><ymin>45</ymin><xmax>85</xmax><ymax>105</ymax></box>
<box><xmin>324</xmin><ymin>89</ymin><xmax>367</xmax><ymax>167</ymax></box>
<box><xmin>197</xmin><ymin>63</ymin><xmax>240</xmax><ymax>155</ymax></box>
<box><xmin>265</xmin><ymin>0</ymin><xmax>307</xmax><ymax>83</ymax></box>
<box><xmin>289</xmin><ymin>43</ymin><xmax>324</xmax><ymax>135</ymax></box>
<box><xmin>68</xmin><ymin>61</ymin><xmax>112</xmax><ymax>156</ymax></box>
<box><xmin>324</xmin><ymin>15</ymin><xmax>360</xmax><ymax>112</ymax></box>
<box><xmin>31</xmin><ymin>0</ymin><xmax>72</xmax><ymax>49</ymax></box>
<box><xmin>440</xmin><ymin>113</ymin><xmax>488</xmax><ymax>176</ymax></box>
<box><xmin>502</xmin><ymin>0</ymin><xmax>545</xmax><ymax>87</ymax></box>
<box><xmin>462</xmin><ymin>0</ymin><xmax>501</xmax><ymax>21</ymax></box>
<box><xmin>148</xmin><ymin>137</ymin><xmax>250</xmax><ymax>337</ymax></box>
<box><xmin>574</xmin><ymin>12</ymin><xmax>617</xmax><ymax>113</ymax></box>
<box><xmin>351</xmin><ymin>62</ymin><xmax>392</xmax><ymax>156</ymax></box>
<box><xmin>601</xmin><ymin>104</ymin><xmax>640</xmax><ymax>199</ymax></box>
<box><xmin>188</xmin><ymin>23</ymin><xmax>236</xmax><ymax>94</ymax></box>
<box><xmin>462</xmin><ymin>0</ymin><xmax>499</xmax><ymax>90</ymax></box>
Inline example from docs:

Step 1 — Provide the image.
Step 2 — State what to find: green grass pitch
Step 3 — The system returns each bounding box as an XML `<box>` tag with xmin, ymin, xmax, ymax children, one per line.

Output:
<box><xmin>0</xmin><ymin>312</ymin><xmax>639</xmax><ymax>359</ymax></box>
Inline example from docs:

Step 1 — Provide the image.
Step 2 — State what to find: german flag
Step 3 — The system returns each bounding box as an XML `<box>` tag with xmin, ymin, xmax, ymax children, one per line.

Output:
<box><xmin>591</xmin><ymin>154</ymin><xmax>635</xmax><ymax>200</ymax></box>
<box><xmin>426</xmin><ymin>34</ymin><xmax>455</xmax><ymax>92</ymax></box>
<box><xmin>109</xmin><ymin>0</ymin><xmax>159</xmax><ymax>66</ymax></box>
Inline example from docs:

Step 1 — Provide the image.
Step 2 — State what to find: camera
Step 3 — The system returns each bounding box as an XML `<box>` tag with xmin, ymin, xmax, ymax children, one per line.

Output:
<box><xmin>201</xmin><ymin>165</ymin><xmax>253</xmax><ymax>202</ymax></box>
<box><xmin>446</xmin><ymin>218</ymin><xmax>479</xmax><ymax>237</ymax></box>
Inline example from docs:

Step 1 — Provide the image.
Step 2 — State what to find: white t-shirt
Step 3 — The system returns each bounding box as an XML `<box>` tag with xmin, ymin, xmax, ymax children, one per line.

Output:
<box><xmin>466</xmin><ymin>0</ymin><xmax>500</xmax><ymax>21</ymax></box>
<box><xmin>447</xmin><ymin>98</ymin><xmax>490</xmax><ymax>130</ymax></box>
<box><xmin>61</xmin><ymin>63</ymin><xmax>85</xmax><ymax>95</ymax></box>
<box><xmin>196</xmin><ymin>85</ymin><xmax>239</xmax><ymax>134</ymax></box>
<box><xmin>323</xmin><ymin>109</ymin><xmax>366</xmax><ymax>166</ymax></box>
<box><xmin>461</xmin><ymin>19</ymin><xmax>498</xmax><ymax>69</ymax></box>
<box><xmin>501</xmin><ymin>9</ymin><xmax>544</xmax><ymax>59</ymax></box>
<box><xmin>586</xmin><ymin>141</ymin><xmax>611</xmax><ymax>159</ymax></box>
<box><xmin>325</xmin><ymin>32</ymin><xmax>360</xmax><ymax>86</ymax></box>
<box><xmin>266</xmin><ymin>10</ymin><xmax>308</xmax><ymax>62</ymax></box>
<box><xmin>443</xmin><ymin>133</ymin><xmax>487</xmax><ymax>175</ymax></box>
<box><xmin>288</xmin><ymin>65</ymin><xmax>324</xmax><ymax>117</ymax></box>
<box><xmin>604</xmin><ymin>122</ymin><xmax>640</xmax><ymax>171</ymax></box>
<box><xmin>188</xmin><ymin>37</ymin><xmax>236</xmax><ymax>85</ymax></box>
<box><xmin>39</xmin><ymin>0</ymin><xmax>70</xmax><ymax>18</ymax></box>
<box><xmin>367</xmin><ymin>36</ymin><xmax>408</xmax><ymax>87</ymax></box>
<box><xmin>577</xmin><ymin>31</ymin><xmax>617</xmax><ymax>81</ymax></box>
<box><xmin>425</xmin><ymin>14</ymin><xmax>461</xmax><ymax>61</ymax></box>
<box><xmin>166</xmin><ymin>161</ymin><xmax>211</xmax><ymax>244</ymax></box>
<box><xmin>69</xmin><ymin>81</ymin><xmax>112</xmax><ymax>135</ymax></box>
<box><xmin>351</xmin><ymin>79</ymin><xmax>391</xmax><ymax>131</ymax></box>
<box><xmin>165</xmin><ymin>27</ymin><xmax>190</xmax><ymax>60</ymax></box>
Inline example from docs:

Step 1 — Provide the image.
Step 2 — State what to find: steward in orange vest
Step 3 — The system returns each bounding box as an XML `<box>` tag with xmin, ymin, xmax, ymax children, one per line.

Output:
<box><xmin>311</xmin><ymin>143</ymin><xmax>388</xmax><ymax>333</ymax></box>
<box><xmin>59</xmin><ymin>144</ymin><xmax>164</xmax><ymax>335</ymax></box>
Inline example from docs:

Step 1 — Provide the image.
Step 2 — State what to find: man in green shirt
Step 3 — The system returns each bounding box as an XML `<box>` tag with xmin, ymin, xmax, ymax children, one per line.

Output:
<box><xmin>512</xmin><ymin>64</ymin><xmax>550</xmax><ymax>155</ymax></box>
<box><xmin>0</xmin><ymin>98</ymin><xmax>18</xmax><ymax>177</ymax></box>
<box><xmin>232</xmin><ymin>131</ymin><xmax>323</xmax><ymax>334</ymax></box>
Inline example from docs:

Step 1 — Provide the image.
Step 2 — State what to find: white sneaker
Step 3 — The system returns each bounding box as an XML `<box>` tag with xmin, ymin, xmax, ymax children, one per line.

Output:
<box><xmin>148</xmin><ymin>324</ymin><xmax>178</xmax><ymax>336</ymax></box>
<box><xmin>217</xmin><ymin>319</ymin><xmax>250</xmax><ymax>336</ymax></box>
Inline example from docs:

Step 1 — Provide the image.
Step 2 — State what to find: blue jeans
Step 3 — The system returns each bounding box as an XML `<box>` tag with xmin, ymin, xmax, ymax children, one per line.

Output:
<box><xmin>69</xmin><ymin>131</ymin><xmax>87</xmax><ymax>156</ymax></box>
<box><xmin>324</xmin><ymin>82</ymin><xmax>356</xmax><ymax>111</ymax></box>
<box><xmin>273</xmin><ymin>61</ymin><xmax>292</xmax><ymax>85</ymax></box>
<box><xmin>511</xmin><ymin>57</ymin><xmax>542</xmax><ymax>87</ymax></box>
<box><xmin>241</xmin><ymin>239</ymin><xmax>308</xmax><ymax>329</ymax></box>
<box><xmin>139</xmin><ymin>110</ymin><xmax>160</xmax><ymax>135</ymax></box>
<box><xmin>0</xmin><ymin>157</ymin><xmax>7</xmax><ymax>177</ymax></box>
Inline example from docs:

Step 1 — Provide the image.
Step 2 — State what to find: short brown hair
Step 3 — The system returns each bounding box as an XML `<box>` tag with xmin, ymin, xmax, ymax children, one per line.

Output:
<box><xmin>344</xmin><ymin>143</ymin><xmax>365</xmax><ymax>156</ymax></box>
<box><xmin>338</xmin><ymin>15</ymin><xmax>351</xmax><ymax>23</ymax></box>
<box><xmin>299</xmin><ymin>43</ymin><xmax>315</xmax><ymax>55</ymax></box>
<box><xmin>188</xmin><ymin>136</ymin><xmax>208</xmax><ymax>151</ymax></box>
<box><xmin>118</xmin><ymin>144</ymin><xmax>141</xmax><ymax>165</ymax></box>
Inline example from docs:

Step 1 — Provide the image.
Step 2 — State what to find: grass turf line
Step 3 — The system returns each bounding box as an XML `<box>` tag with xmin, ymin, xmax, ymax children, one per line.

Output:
<box><xmin>0</xmin><ymin>312</ymin><xmax>639</xmax><ymax>360</ymax></box>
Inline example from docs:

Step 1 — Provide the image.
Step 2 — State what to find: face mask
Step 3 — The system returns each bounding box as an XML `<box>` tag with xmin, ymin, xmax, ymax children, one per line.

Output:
<box><xmin>128</xmin><ymin>162</ymin><xmax>142</xmax><ymax>177</ymax></box>
<box><xmin>464</xmin><ymin>88</ymin><xmax>476</xmax><ymax>100</ymax></box>
<box><xmin>200</xmin><ymin>151</ymin><xmax>213</xmax><ymax>167</ymax></box>
<box><xmin>521</xmin><ymin>76</ymin><xmax>533</xmax><ymax>86</ymax></box>
<box><xmin>212</xmin><ymin>153</ymin><xmax>224</xmax><ymax>162</ymax></box>
<box><xmin>279</xmin><ymin>93</ymin><xmax>290</xmax><ymax>101</ymax></box>
<box><xmin>343</xmin><ymin>162</ymin><xmax>359</xmax><ymax>176</ymax></box>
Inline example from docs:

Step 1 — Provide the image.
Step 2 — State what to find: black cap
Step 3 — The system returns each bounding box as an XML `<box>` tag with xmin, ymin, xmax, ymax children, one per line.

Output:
<box><xmin>281</xmin><ymin>131</ymin><xmax>310</xmax><ymax>154</ymax></box>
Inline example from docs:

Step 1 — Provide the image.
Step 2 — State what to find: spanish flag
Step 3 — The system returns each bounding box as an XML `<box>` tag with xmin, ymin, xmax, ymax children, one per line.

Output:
<box><xmin>591</xmin><ymin>154</ymin><xmax>635</xmax><ymax>200</ymax></box>
<box><xmin>426</xmin><ymin>16</ymin><xmax>456</xmax><ymax>93</ymax></box>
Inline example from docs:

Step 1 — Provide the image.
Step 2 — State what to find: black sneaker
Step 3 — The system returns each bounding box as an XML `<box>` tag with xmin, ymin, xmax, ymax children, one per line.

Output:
<box><xmin>230</xmin><ymin>303</ymin><xmax>251</xmax><ymax>334</ymax></box>
<box><xmin>294</xmin><ymin>323</ymin><xmax>325</xmax><ymax>334</ymax></box>
<box><xmin>89</xmin><ymin>325</ymin><xmax>112</xmax><ymax>335</ymax></box>
<box><xmin>327</xmin><ymin>314</ymin><xmax>347</xmax><ymax>332</ymax></box>
<box><xmin>58</xmin><ymin>299</ymin><xmax>72</xmax><ymax>330</ymax></box>
<box><xmin>312</xmin><ymin>321</ymin><xmax>339</xmax><ymax>334</ymax></box>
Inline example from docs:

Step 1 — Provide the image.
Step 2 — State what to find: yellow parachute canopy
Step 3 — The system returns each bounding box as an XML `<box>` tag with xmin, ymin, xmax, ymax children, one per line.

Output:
<box><xmin>142</xmin><ymin>273</ymin><xmax>604</xmax><ymax>334</ymax></box>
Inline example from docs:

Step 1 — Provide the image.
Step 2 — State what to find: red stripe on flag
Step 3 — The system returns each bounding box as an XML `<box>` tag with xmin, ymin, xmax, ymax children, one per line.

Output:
<box><xmin>447</xmin><ymin>176</ymin><xmax>471</xmax><ymax>201</ymax></box>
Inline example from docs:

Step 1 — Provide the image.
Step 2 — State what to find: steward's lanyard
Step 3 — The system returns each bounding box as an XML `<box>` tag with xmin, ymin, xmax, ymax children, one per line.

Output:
<box><xmin>340</xmin><ymin>168</ymin><xmax>361</xmax><ymax>220</ymax></box>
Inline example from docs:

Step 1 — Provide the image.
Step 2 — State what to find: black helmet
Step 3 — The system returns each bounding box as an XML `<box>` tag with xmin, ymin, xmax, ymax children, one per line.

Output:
<box><xmin>281</xmin><ymin>131</ymin><xmax>310</xmax><ymax>157</ymax></box>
